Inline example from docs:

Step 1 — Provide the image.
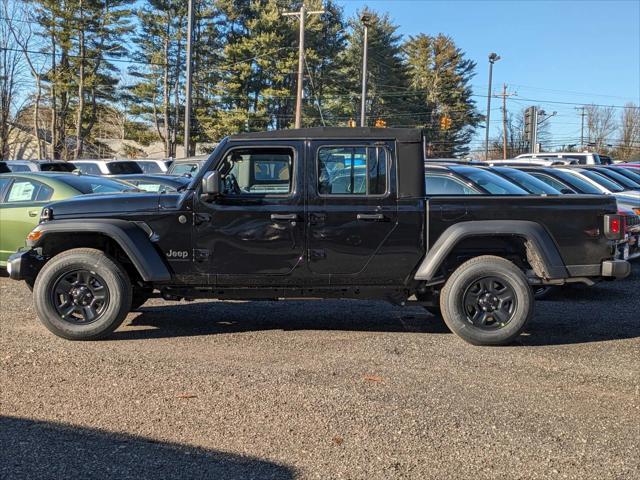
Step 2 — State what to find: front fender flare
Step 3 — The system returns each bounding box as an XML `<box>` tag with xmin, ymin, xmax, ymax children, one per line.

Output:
<box><xmin>29</xmin><ymin>219</ymin><xmax>172</xmax><ymax>283</ymax></box>
<box><xmin>415</xmin><ymin>220</ymin><xmax>568</xmax><ymax>281</ymax></box>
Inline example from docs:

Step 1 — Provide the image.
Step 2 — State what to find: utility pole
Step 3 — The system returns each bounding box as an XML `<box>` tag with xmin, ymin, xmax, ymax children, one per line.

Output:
<box><xmin>183</xmin><ymin>0</ymin><xmax>195</xmax><ymax>157</ymax></box>
<box><xmin>576</xmin><ymin>106</ymin><xmax>586</xmax><ymax>149</ymax></box>
<box><xmin>283</xmin><ymin>5</ymin><xmax>324</xmax><ymax>129</ymax></box>
<box><xmin>495</xmin><ymin>83</ymin><xmax>516</xmax><ymax>159</ymax></box>
<box><xmin>360</xmin><ymin>14</ymin><xmax>371</xmax><ymax>127</ymax></box>
<box><xmin>484</xmin><ymin>52</ymin><xmax>501</xmax><ymax>160</ymax></box>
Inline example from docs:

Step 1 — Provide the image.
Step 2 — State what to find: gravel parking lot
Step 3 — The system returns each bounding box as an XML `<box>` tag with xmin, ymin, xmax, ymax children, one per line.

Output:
<box><xmin>1</xmin><ymin>268</ymin><xmax>639</xmax><ymax>480</ymax></box>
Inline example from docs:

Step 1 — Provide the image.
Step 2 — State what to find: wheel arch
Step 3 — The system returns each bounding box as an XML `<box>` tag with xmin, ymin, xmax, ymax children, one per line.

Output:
<box><xmin>415</xmin><ymin>220</ymin><xmax>568</xmax><ymax>282</ymax></box>
<box><xmin>29</xmin><ymin>219</ymin><xmax>172</xmax><ymax>283</ymax></box>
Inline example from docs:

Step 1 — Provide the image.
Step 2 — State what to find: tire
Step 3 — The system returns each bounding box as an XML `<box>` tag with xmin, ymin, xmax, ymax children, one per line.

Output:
<box><xmin>33</xmin><ymin>248</ymin><xmax>132</xmax><ymax>340</ymax></box>
<box><xmin>440</xmin><ymin>255</ymin><xmax>534</xmax><ymax>346</ymax></box>
<box><xmin>130</xmin><ymin>287</ymin><xmax>152</xmax><ymax>311</ymax></box>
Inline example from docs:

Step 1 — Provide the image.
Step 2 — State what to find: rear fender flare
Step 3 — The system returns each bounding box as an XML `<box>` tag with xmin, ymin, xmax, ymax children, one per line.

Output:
<box><xmin>415</xmin><ymin>220</ymin><xmax>568</xmax><ymax>281</ymax></box>
<box><xmin>29</xmin><ymin>219</ymin><xmax>172</xmax><ymax>282</ymax></box>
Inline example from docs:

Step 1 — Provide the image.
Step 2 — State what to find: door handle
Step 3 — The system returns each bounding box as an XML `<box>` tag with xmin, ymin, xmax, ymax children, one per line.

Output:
<box><xmin>28</xmin><ymin>210</ymin><xmax>39</xmax><ymax>217</ymax></box>
<box><xmin>356</xmin><ymin>213</ymin><xmax>385</xmax><ymax>221</ymax></box>
<box><xmin>270</xmin><ymin>213</ymin><xmax>298</xmax><ymax>221</ymax></box>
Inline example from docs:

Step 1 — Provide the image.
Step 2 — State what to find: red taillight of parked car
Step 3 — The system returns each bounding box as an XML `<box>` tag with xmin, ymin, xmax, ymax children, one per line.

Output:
<box><xmin>604</xmin><ymin>214</ymin><xmax>625</xmax><ymax>240</ymax></box>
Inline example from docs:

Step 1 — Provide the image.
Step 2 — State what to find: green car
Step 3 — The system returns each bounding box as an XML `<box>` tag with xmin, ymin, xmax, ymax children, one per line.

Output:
<box><xmin>0</xmin><ymin>173</ymin><xmax>134</xmax><ymax>267</ymax></box>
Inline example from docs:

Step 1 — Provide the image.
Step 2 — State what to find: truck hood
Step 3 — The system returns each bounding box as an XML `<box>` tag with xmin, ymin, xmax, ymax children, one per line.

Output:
<box><xmin>47</xmin><ymin>192</ymin><xmax>163</xmax><ymax>218</ymax></box>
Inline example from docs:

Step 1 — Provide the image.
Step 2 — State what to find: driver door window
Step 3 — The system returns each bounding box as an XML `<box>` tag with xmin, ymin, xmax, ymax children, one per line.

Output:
<box><xmin>218</xmin><ymin>147</ymin><xmax>293</xmax><ymax>196</ymax></box>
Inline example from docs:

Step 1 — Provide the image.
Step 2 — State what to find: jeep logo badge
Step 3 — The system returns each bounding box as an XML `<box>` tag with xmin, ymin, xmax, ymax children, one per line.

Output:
<box><xmin>166</xmin><ymin>249</ymin><xmax>189</xmax><ymax>259</ymax></box>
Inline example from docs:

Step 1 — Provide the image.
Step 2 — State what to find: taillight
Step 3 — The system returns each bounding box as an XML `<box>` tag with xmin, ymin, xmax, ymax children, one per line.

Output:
<box><xmin>604</xmin><ymin>214</ymin><xmax>625</xmax><ymax>240</ymax></box>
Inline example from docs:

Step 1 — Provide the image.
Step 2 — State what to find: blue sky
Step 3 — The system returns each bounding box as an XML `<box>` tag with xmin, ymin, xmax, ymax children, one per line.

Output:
<box><xmin>339</xmin><ymin>0</ymin><xmax>640</xmax><ymax>150</ymax></box>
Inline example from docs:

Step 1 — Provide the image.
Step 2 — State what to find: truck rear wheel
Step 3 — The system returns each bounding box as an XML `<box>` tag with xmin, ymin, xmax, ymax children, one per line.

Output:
<box><xmin>440</xmin><ymin>255</ymin><xmax>533</xmax><ymax>346</ymax></box>
<box><xmin>33</xmin><ymin>248</ymin><xmax>132</xmax><ymax>340</ymax></box>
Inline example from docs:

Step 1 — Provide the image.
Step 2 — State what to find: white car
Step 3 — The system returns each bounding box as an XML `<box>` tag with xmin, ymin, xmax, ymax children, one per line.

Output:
<box><xmin>72</xmin><ymin>160</ymin><xmax>143</xmax><ymax>175</ymax></box>
<box><xmin>516</xmin><ymin>152</ymin><xmax>611</xmax><ymax>165</ymax></box>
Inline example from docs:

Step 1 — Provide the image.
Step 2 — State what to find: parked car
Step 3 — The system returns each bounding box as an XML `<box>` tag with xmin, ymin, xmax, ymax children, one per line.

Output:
<box><xmin>72</xmin><ymin>160</ymin><xmax>143</xmax><ymax>175</ymax></box>
<box><xmin>111</xmin><ymin>174</ymin><xmax>190</xmax><ymax>193</ymax></box>
<box><xmin>1</xmin><ymin>160</ymin><xmax>76</xmax><ymax>172</ymax></box>
<box><xmin>166</xmin><ymin>156</ymin><xmax>208</xmax><ymax>177</ymax></box>
<box><xmin>484</xmin><ymin>166</ymin><xmax>562</xmax><ymax>195</ymax></box>
<box><xmin>516</xmin><ymin>152</ymin><xmax>609</xmax><ymax>165</ymax></box>
<box><xmin>0</xmin><ymin>173</ymin><xmax>136</xmax><ymax>268</ymax></box>
<box><xmin>425</xmin><ymin>164</ymin><xmax>529</xmax><ymax>195</ymax></box>
<box><xmin>7</xmin><ymin>128</ymin><xmax>629</xmax><ymax>346</ymax></box>
<box><xmin>133</xmin><ymin>159</ymin><xmax>173</xmax><ymax>174</ymax></box>
<box><xmin>579</xmin><ymin>166</ymin><xmax>640</xmax><ymax>191</ymax></box>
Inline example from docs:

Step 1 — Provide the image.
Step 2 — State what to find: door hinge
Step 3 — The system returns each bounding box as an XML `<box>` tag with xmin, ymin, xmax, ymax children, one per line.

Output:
<box><xmin>193</xmin><ymin>213</ymin><xmax>211</xmax><ymax>226</ymax></box>
<box><xmin>193</xmin><ymin>249</ymin><xmax>210</xmax><ymax>262</ymax></box>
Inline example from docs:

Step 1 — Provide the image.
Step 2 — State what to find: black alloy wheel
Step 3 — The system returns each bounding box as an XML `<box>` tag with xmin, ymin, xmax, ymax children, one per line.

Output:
<box><xmin>51</xmin><ymin>270</ymin><xmax>110</xmax><ymax>324</ymax></box>
<box><xmin>462</xmin><ymin>276</ymin><xmax>516</xmax><ymax>330</ymax></box>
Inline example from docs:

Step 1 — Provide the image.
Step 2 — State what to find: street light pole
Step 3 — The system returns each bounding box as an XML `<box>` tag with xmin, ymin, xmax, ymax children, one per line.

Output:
<box><xmin>484</xmin><ymin>52</ymin><xmax>500</xmax><ymax>160</ymax></box>
<box><xmin>360</xmin><ymin>14</ymin><xmax>370</xmax><ymax>127</ymax></box>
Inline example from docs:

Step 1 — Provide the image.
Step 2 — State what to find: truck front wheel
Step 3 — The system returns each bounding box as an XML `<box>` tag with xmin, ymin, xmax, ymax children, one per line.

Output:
<box><xmin>440</xmin><ymin>255</ymin><xmax>534</xmax><ymax>346</ymax></box>
<box><xmin>33</xmin><ymin>248</ymin><xmax>132</xmax><ymax>340</ymax></box>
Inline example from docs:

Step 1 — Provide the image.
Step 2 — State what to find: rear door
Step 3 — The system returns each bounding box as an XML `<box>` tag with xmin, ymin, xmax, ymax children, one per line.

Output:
<box><xmin>306</xmin><ymin>140</ymin><xmax>398</xmax><ymax>278</ymax></box>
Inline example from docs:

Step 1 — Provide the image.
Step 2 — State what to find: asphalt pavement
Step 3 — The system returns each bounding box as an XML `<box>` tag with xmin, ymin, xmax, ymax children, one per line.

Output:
<box><xmin>1</xmin><ymin>267</ymin><xmax>638</xmax><ymax>479</ymax></box>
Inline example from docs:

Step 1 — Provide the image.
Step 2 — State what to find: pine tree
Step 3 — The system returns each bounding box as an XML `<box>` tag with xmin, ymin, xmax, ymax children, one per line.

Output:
<box><xmin>404</xmin><ymin>33</ymin><xmax>481</xmax><ymax>157</ymax></box>
<box><xmin>128</xmin><ymin>0</ymin><xmax>187</xmax><ymax>158</ymax></box>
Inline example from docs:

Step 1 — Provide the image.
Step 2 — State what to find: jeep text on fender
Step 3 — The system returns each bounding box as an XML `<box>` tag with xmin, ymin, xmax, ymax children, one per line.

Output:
<box><xmin>7</xmin><ymin>128</ymin><xmax>630</xmax><ymax>345</ymax></box>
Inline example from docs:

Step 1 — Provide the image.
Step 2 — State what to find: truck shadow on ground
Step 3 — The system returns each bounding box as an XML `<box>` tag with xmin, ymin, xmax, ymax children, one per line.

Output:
<box><xmin>0</xmin><ymin>416</ymin><xmax>296</xmax><ymax>480</ymax></box>
<box><xmin>116</xmin><ymin>300</ymin><xmax>450</xmax><ymax>340</ymax></box>
<box><xmin>112</xmin><ymin>291</ymin><xmax>639</xmax><ymax>347</ymax></box>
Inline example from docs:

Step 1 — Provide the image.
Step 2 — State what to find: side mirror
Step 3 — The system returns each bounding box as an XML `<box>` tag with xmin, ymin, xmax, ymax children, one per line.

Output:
<box><xmin>201</xmin><ymin>171</ymin><xmax>221</xmax><ymax>200</ymax></box>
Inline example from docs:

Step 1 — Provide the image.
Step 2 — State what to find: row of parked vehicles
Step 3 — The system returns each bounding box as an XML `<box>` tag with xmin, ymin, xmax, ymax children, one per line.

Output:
<box><xmin>0</xmin><ymin>128</ymin><xmax>636</xmax><ymax>346</ymax></box>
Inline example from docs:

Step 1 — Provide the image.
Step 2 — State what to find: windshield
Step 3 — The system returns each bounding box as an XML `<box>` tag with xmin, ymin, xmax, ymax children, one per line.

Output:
<box><xmin>493</xmin><ymin>168</ymin><xmax>561</xmax><ymax>194</ymax></box>
<box><xmin>451</xmin><ymin>166</ymin><xmax>528</xmax><ymax>195</ymax></box>
<box><xmin>576</xmin><ymin>169</ymin><xmax>625</xmax><ymax>192</ymax></box>
<box><xmin>106</xmin><ymin>161</ymin><xmax>143</xmax><ymax>175</ymax></box>
<box><xmin>60</xmin><ymin>176</ymin><xmax>137</xmax><ymax>194</ymax></box>
<box><xmin>549</xmin><ymin>169</ymin><xmax>603</xmax><ymax>194</ymax></box>
<box><xmin>169</xmin><ymin>162</ymin><xmax>200</xmax><ymax>176</ymax></box>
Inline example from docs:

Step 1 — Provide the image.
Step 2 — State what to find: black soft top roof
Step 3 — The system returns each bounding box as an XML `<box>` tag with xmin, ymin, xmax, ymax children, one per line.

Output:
<box><xmin>230</xmin><ymin>127</ymin><xmax>423</xmax><ymax>143</ymax></box>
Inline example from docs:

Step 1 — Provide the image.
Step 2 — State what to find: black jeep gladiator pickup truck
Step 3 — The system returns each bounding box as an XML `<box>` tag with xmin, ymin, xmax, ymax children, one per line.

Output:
<box><xmin>7</xmin><ymin>128</ymin><xmax>630</xmax><ymax>345</ymax></box>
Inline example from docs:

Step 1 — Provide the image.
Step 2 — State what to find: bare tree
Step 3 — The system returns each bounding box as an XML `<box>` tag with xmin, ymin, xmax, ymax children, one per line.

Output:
<box><xmin>616</xmin><ymin>103</ymin><xmax>640</xmax><ymax>161</ymax></box>
<box><xmin>0</xmin><ymin>0</ymin><xmax>26</xmax><ymax>159</ymax></box>
<box><xmin>4</xmin><ymin>1</ymin><xmax>47</xmax><ymax>159</ymax></box>
<box><xmin>585</xmin><ymin>104</ymin><xmax>617</xmax><ymax>149</ymax></box>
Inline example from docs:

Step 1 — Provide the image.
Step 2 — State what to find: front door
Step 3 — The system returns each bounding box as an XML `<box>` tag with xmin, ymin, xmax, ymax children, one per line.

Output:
<box><xmin>192</xmin><ymin>143</ymin><xmax>305</xmax><ymax>285</ymax></box>
<box><xmin>306</xmin><ymin>141</ymin><xmax>398</xmax><ymax>278</ymax></box>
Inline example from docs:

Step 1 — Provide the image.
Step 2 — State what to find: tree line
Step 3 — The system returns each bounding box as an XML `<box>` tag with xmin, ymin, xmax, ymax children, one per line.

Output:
<box><xmin>1</xmin><ymin>0</ymin><xmax>481</xmax><ymax>160</ymax></box>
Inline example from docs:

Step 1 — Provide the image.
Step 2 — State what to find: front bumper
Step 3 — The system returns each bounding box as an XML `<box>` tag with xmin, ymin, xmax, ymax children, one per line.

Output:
<box><xmin>6</xmin><ymin>250</ymin><xmax>43</xmax><ymax>281</ymax></box>
<box><xmin>601</xmin><ymin>259</ymin><xmax>631</xmax><ymax>279</ymax></box>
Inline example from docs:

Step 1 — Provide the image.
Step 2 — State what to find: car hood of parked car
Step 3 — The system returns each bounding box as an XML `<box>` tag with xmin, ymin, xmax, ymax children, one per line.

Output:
<box><xmin>44</xmin><ymin>191</ymin><xmax>184</xmax><ymax>219</ymax></box>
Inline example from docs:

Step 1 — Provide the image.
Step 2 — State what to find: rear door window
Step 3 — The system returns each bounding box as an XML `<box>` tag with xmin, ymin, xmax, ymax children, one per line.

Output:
<box><xmin>8</xmin><ymin>163</ymin><xmax>30</xmax><ymax>172</ymax></box>
<box><xmin>6</xmin><ymin>179</ymin><xmax>53</xmax><ymax>202</ymax></box>
<box><xmin>317</xmin><ymin>146</ymin><xmax>388</xmax><ymax>196</ymax></box>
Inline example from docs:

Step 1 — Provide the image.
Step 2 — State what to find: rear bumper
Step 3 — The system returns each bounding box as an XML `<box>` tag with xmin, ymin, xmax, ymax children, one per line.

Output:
<box><xmin>6</xmin><ymin>250</ymin><xmax>43</xmax><ymax>281</ymax></box>
<box><xmin>601</xmin><ymin>259</ymin><xmax>631</xmax><ymax>279</ymax></box>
